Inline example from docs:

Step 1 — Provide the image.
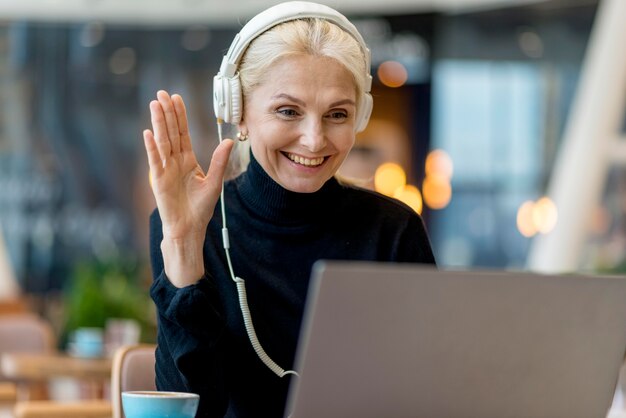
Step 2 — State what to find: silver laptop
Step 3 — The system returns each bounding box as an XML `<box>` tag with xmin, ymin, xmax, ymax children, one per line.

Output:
<box><xmin>285</xmin><ymin>261</ymin><xmax>626</xmax><ymax>418</ymax></box>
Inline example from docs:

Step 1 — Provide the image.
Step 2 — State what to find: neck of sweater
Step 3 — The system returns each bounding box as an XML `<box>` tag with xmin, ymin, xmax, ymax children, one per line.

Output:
<box><xmin>234</xmin><ymin>153</ymin><xmax>341</xmax><ymax>225</ymax></box>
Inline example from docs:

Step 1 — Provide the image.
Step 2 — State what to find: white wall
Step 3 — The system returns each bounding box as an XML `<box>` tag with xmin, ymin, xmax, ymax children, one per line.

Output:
<box><xmin>0</xmin><ymin>0</ymin><xmax>549</xmax><ymax>26</ymax></box>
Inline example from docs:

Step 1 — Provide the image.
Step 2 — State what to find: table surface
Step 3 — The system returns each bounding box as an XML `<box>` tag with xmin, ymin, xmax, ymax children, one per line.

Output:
<box><xmin>13</xmin><ymin>399</ymin><xmax>113</xmax><ymax>418</ymax></box>
<box><xmin>1</xmin><ymin>352</ymin><xmax>112</xmax><ymax>381</ymax></box>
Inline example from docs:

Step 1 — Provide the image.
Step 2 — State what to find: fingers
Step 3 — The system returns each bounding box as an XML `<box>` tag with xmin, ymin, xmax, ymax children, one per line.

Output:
<box><xmin>143</xmin><ymin>129</ymin><xmax>163</xmax><ymax>180</ymax></box>
<box><xmin>149</xmin><ymin>99</ymin><xmax>171</xmax><ymax>165</ymax></box>
<box><xmin>148</xmin><ymin>90</ymin><xmax>189</xmax><ymax>166</ymax></box>
<box><xmin>157</xmin><ymin>90</ymin><xmax>182</xmax><ymax>155</ymax></box>
<box><xmin>171</xmin><ymin>94</ymin><xmax>193</xmax><ymax>154</ymax></box>
<box><xmin>143</xmin><ymin>129</ymin><xmax>163</xmax><ymax>196</ymax></box>
<box><xmin>205</xmin><ymin>139</ymin><xmax>235</xmax><ymax>194</ymax></box>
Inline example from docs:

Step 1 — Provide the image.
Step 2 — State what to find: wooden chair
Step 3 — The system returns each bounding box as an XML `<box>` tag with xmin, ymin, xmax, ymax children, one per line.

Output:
<box><xmin>111</xmin><ymin>344</ymin><xmax>156</xmax><ymax>418</ymax></box>
<box><xmin>0</xmin><ymin>314</ymin><xmax>55</xmax><ymax>357</ymax></box>
<box><xmin>0</xmin><ymin>314</ymin><xmax>55</xmax><ymax>401</ymax></box>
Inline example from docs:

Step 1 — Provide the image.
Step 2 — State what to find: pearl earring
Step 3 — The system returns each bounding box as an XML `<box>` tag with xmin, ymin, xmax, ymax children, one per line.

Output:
<box><xmin>236</xmin><ymin>131</ymin><xmax>249</xmax><ymax>142</ymax></box>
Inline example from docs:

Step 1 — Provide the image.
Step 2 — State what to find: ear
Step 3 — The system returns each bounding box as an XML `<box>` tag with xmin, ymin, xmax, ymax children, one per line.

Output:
<box><xmin>238</xmin><ymin>122</ymin><xmax>248</xmax><ymax>134</ymax></box>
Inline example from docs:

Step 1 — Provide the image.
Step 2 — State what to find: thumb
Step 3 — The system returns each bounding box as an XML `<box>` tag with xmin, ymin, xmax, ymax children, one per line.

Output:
<box><xmin>205</xmin><ymin>139</ymin><xmax>235</xmax><ymax>194</ymax></box>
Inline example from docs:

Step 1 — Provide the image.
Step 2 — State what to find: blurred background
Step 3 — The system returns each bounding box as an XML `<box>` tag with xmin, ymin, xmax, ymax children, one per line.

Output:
<box><xmin>0</xmin><ymin>0</ymin><xmax>624</xmax><ymax>344</ymax></box>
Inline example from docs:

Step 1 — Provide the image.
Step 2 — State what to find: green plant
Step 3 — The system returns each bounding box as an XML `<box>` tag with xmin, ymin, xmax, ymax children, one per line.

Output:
<box><xmin>62</xmin><ymin>257</ymin><xmax>156</xmax><ymax>347</ymax></box>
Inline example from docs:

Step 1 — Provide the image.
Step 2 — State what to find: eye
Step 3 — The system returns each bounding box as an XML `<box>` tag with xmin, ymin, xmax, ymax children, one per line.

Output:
<box><xmin>327</xmin><ymin>110</ymin><xmax>348</xmax><ymax>121</ymax></box>
<box><xmin>275</xmin><ymin>107</ymin><xmax>300</xmax><ymax>118</ymax></box>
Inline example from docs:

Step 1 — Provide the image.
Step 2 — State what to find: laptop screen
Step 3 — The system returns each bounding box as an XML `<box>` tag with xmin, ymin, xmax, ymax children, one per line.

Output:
<box><xmin>286</xmin><ymin>261</ymin><xmax>626</xmax><ymax>418</ymax></box>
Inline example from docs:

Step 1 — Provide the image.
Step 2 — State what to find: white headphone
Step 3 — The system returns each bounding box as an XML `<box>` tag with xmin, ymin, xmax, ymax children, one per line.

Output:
<box><xmin>213</xmin><ymin>1</ymin><xmax>373</xmax><ymax>132</ymax></box>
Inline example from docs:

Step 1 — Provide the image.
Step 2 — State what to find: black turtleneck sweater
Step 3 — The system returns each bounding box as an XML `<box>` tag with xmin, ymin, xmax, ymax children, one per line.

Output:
<box><xmin>149</xmin><ymin>155</ymin><xmax>436</xmax><ymax>418</ymax></box>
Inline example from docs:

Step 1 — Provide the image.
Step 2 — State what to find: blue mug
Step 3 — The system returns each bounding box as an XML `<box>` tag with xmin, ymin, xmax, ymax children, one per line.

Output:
<box><xmin>122</xmin><ymin>391</ymin><xmax>199</xmax><ymax>418</ymax></box>
<box><xmin>70</xmin><ymin>327</ymin><xmax>104</xmax><ymax>358</ymax></box>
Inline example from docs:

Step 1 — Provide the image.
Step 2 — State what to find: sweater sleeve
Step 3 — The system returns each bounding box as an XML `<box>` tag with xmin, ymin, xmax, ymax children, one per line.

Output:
<box><xmin>148</xmin><ymin>209</ymin><xmax>228</xmax><ymax>417</ymax></box>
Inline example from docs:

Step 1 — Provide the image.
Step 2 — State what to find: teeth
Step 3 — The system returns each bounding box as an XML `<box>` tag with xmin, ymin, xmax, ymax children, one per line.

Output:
<box><xmin>287</xmin><ymin>153</ymin><xmax>324</xmax><ymax>167</ymax></box>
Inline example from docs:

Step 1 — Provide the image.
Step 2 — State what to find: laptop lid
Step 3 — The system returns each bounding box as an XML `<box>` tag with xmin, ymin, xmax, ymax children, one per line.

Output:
<box><xmin>286</xmin><ymin>261</ymin><xmax>626</xmax><ymax>418</ymax></box>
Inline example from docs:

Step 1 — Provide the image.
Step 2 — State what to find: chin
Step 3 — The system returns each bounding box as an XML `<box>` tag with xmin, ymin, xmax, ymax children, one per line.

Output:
<box><xmin>281</xmin><ymin>179</ymin><xmax>327</xmax><ymax>194</ymax></box>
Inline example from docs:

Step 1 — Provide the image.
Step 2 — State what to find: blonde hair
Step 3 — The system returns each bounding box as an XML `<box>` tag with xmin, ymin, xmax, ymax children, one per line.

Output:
<box><xmin>229</xmin><ymin>18</ymin><xmax>368</xmax><ymax>175</ymax></box>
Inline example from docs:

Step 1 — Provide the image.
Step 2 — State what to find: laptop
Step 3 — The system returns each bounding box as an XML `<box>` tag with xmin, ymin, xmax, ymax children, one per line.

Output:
<box><xmin>285</xmin><ymin>261</ymin><xmax>626</xmax><ymax>418</ymax></box>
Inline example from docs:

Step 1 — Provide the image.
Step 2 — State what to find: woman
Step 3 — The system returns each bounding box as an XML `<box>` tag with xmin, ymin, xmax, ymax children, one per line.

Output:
<box><xmin>143</xmin><ymin>2</ymin><xmax>436</xmax><ymax>417</ymax></box>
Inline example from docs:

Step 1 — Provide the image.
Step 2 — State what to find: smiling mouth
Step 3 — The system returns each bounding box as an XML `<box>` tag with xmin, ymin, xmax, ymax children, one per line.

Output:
<box><xmin>284</xmin><ymin>152</ymin><xmax>326</xmax><ymax>167</ymax></box>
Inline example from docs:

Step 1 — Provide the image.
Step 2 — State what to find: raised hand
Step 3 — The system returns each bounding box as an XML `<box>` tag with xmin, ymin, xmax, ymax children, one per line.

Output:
<box><xmin>143</xmin><ymin>90</ymin><xmax>234</xmax><ymax>287</ymax></box>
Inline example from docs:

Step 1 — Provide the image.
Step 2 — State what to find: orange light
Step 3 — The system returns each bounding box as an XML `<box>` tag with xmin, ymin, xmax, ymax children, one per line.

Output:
<box><xmin>374</xmin><ymin>162</ymin><xmax>406</xmax><ymax>196</ymax></box>
<box><xmin>532</xmin><ymin>197</ymin><xmax>558</xmax><ymax>234</ymax></box>
<box><xmin>377</xmin><ymin>61</ymin><xmax>408</xmax><ymax>88</ymax></box>
<box><xmin>517</xmin><ymin>200</ymin><xmax>537</xmax><ymax>237</ymax></box>
<box><xmin>393</xmin><ymin>184</ymin><xmax>423</xmax><ymax>214</ymax></box>
<box><xmin>591</xmin><ymin>206</ymin><xmax>611</xmax><ymax>235</ymax></box>
<box><xmin>422</xmin><ymin>174</ymin><xmax>452</xmax><ymax>210</ymax></box>
<box><xmin>425</xmin><ymin>149</ymin><xmax>454</xmax><ymax>180</ymax></box>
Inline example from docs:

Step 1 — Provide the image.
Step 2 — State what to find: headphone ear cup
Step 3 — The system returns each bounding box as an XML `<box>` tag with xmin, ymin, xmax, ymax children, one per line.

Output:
<box><xmin>228</xmin><ymin>74</ymin><xmax>243</xmax><ymax>124</ymax></box>
<box><xmin>355</xmin><ymin>93</ymin><xmax>373</xmax><ymax>133</ymax></box>
<box><xmin>213</xmin><ymin>74</ymin><xmax>228</xmax><ymax>121</ymax></box>
<box><xmin>213</xmin><ymin>73</ymin><xmax>242</xmax><ymax>124</ymax></box>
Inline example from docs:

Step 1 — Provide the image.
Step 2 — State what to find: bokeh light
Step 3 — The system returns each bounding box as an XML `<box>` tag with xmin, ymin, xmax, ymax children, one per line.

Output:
<box><xmin>79</xmin><ymin>21</ymin><xmax>105</xmax><ymax>48</ymax></box>
<box><xmin>109</xmin><ymin>47</ymin><xmax>136</xmax><ymax>75</ymax></box>
<box><xmin>425</xmin><ymin>149</ymin><xmax>453</xmax><ymax>180</ymax></box>
<box><xmin>422</xmin><ymin>174</ymin><xmax>452</xmax><ymax>209</ymax></box>
<box><xmin>591</xmin><ymin>206</ymin><xmax>611</xmax><ymax>236</ymax></box>
<box><xmin>517</xmin><ymin>200</ymin><xmax>537</xmax><ymax>237</ymax></box>
<box><xmin>518</xmin><ymin>29</ymin><xmax>544</xmax><ymax>58</ymax></box>
<box><xmin>516</xmin><ymin>197</ymin><xmax>558</xmax><ymax>237</ymax></box>
<box><xmin>374</xmin><ymin>162</ymin><xmax>406</xmax><ymax>196</ymax></box>
<box><xmin>393</xmin><ymin>184</ymin><xmax>423</xmax><ymax>214</ymax></box>
<box><xmin>377</xmin><ymin>61</ymin><xmax>408</xmax><ymax>88</ymax></box>
<box><xmin>532</xmin><ymin>197</ymin><xmax>558</xmax><ymax>234</ymax></box>
<box><xmin>181</xmin><ymin>25</ymin><xmax>211</xmax><ymax>51</ymax></box>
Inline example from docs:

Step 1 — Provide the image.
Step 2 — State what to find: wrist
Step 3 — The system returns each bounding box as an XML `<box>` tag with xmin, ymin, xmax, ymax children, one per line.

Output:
<box><xmin>160</xmin><ymin>237</ymin><xmax>205</xmax><ymax>288</ymax></box>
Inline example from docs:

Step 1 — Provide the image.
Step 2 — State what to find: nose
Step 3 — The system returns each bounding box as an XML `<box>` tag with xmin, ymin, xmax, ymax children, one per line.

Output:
<box><xmin>299</xmin><ymin>118</ymin><xmax>326</xmax><ymax>153</ymax></box>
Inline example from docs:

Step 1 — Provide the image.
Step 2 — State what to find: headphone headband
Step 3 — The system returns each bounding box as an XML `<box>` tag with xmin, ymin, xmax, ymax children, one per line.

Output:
<box><xmin>214</xmin><ymin>1</ymin><xmax>373</xmax><ymax>132</ymax></box>
<box><xmin>219</xmin><ymin>1</ymin><xmax>371</xmax><ymax>88</ymax></box>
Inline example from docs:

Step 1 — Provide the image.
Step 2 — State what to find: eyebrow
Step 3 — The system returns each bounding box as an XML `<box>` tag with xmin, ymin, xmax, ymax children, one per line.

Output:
<box><xmin>270</xmin><ymin>93</ymin><xmax>356</xmax><ymax>108</ymax></box>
